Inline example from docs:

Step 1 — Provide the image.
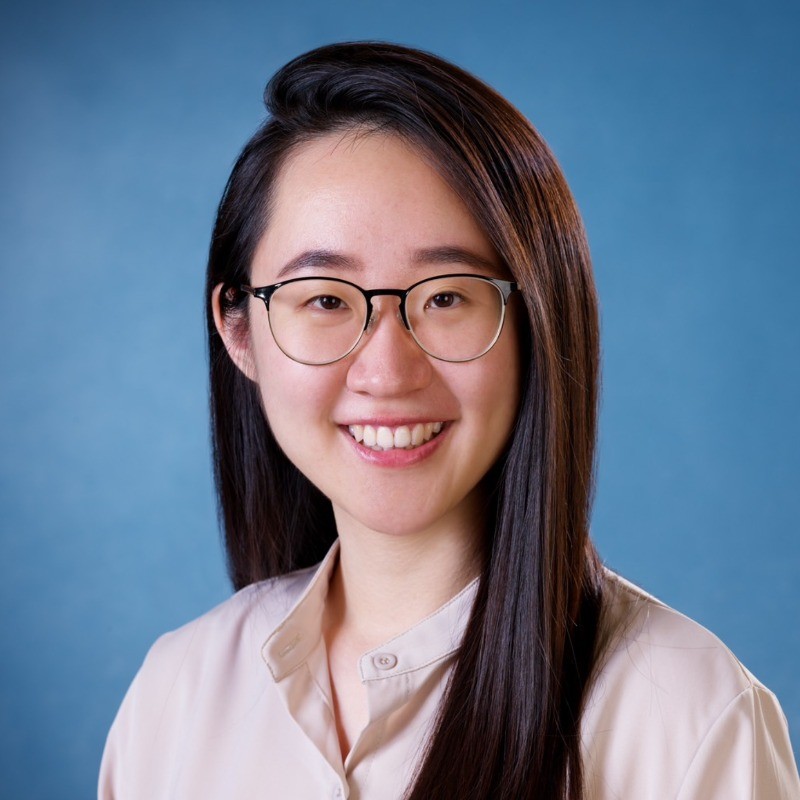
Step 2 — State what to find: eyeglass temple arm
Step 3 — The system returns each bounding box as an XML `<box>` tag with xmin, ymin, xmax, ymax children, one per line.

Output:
<box><xmin>497</xmin><ymin>280</ymin><xmax>518</xmax><ymax>303</ymax></box>
<box><xmin>238</xmin><ymin>284</ymin><xmax>279</xmax><ymax>303</ymax></box>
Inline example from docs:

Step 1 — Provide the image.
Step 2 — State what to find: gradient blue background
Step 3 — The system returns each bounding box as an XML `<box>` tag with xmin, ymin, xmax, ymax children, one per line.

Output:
<box><xmin>1</xmin><ymin>1</ymin><xmax>798</xmax><ymax>797</ymax></box>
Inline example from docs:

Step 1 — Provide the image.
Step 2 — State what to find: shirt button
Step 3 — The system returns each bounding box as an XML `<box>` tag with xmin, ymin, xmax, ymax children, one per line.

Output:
<box><xmin>278</xmin><ymin>632</ymin><xmax>301</xmax><ymax>657</ymax></box>
<box><xmin>373</xmin><ymin>652</ymin><xmax>397</xmax><ymax>670</ymax></box>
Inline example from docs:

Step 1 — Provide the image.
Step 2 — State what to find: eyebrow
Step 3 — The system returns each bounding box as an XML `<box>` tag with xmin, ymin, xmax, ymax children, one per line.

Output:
<box><xmin>276</xmin><ymin>250</ymin><xmax>360</xmax><ymax>279</ymax></box>
<box><xmin>411</xmin><ymin>246</ymin><xmax>498</xmax><ymax>272</ymax></box>
<box><xmin>276</xmin><ymin>245</ymin><xmax>498</xmax><ymax>280</ymax></box>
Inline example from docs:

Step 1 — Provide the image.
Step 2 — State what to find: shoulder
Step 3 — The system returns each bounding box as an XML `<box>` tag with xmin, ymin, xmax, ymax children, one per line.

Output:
<box><xmin>595</xmin><ymin>569</ymin><xmax>758</xmax><ymax>705</ymax></box>
<box><xmin>98</xmin><ymin>564</ymin><xmax>318</xmax><ymax>798</ymax></box>
<box><xmin>153</xmin><ymin>565</ymin><xmax>316</xmax><ymax>651</ymax></box>
<box><xmin>583</xmin><ymin>569</ymin><xmax>800</xmax><ymax>798</ymax></box>
<box><xmin>135</xmin><ymin>563</ymin><xmax>318</xmax><ymax>689</ymax></box>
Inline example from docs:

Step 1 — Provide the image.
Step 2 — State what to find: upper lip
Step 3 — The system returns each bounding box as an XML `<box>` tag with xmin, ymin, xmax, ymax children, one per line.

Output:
<box><xmin>337</xmin><ymin>416</ymin><xmax>450</xmax><ymax>427</ymax></box>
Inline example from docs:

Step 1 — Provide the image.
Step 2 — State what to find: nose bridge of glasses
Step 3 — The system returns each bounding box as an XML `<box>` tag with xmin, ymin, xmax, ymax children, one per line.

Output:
<box><xmin>364</xmin><ymin>288</ymin><xmax>411</xmax><ymax>332</ymax></box>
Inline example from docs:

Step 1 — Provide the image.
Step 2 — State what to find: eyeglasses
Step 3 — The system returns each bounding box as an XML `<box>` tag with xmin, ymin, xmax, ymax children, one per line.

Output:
<box><xmin>239</xmin><ymin>273</ymin><xmax>518</xmax><ymax>365</ymax></box>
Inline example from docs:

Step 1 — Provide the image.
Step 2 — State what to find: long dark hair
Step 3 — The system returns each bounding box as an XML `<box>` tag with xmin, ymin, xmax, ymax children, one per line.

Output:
<box><xmin>206</xmin><ymin>42</ymin><xmax>604</xmax><ymax>800</ymax></box>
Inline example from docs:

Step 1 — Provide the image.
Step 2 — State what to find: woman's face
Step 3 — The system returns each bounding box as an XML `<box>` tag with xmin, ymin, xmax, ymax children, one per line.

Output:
<box><xmin>219</xmin><ymin>131</ymin><xmax>521</xmax><ymax>541</ymax></box>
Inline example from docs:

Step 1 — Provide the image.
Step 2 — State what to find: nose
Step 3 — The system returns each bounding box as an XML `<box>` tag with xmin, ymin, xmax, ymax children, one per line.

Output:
<box><xmin>345</xmin><ymin>297</ymin><xmax>433</xmax><ymax>396</ymax></box>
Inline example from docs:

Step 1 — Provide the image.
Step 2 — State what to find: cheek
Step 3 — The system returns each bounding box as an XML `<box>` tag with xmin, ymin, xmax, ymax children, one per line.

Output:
<box><xmin>471</xmin><ymin>333</ymin><xmax>522</xmax><ymax>427</ymax></box>
<box><xmin>249</xmin><ymin>317</ymin><xmax>306</xmax><ymax>421</ymax></box>
<box><xmin>259</xmin><ymin>362</ymin><xmax>327</xmax><ymax>423</ymax></box>
<box><xmin>246</xmin><ymin>304</ymin><xmax>347</xmax><ymax>471</ymax></box>
<box><xmin>438</xmin><ymin>337</ymin><xmax>521</xmax><ymax>464</ymax></box>
<box><xmin>252</xmin><ymin>342</ymin><xmax>344</xmax><ymax>461</ymax></box>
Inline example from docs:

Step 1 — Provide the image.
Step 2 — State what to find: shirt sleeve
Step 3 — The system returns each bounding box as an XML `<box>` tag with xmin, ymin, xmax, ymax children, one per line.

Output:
<box><xmin>97</xmin><ymin>660</ymin><xmax>171</xmax><ymax>800</ymax></box>
<box><xmin>97</xmin><ymin>674</ymin><xmax>136</xmax><ymax>800</ymax></box>
<box><xmin>96</xmin><ymin>637</ymin><xmax>184</xmax><ymax>800</ymax></box>
<box><xmin>677</xmin><ymin>685</ymin><xmax>800</xmax><ymax>799</ymax></box>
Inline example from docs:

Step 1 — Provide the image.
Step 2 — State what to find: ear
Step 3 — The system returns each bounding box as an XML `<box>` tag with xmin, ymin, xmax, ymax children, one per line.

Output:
<box><xmin>211</xmin><ymin>283</ymin><xmax>258</xmax><ymax>381</ymax></box>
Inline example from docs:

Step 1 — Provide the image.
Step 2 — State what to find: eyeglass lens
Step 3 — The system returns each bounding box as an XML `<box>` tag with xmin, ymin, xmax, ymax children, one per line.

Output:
<box><xmin>266</xmin><ymin>275</ymin><xmax>507</xmax><ymax>365</ymax></box>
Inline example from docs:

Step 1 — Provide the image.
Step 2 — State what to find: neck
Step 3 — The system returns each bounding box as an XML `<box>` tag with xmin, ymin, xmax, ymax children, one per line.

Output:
<box><xmin>324</xmin><ymin>508</ymin><xmax>484</xmax><ymax>650</ymax></box>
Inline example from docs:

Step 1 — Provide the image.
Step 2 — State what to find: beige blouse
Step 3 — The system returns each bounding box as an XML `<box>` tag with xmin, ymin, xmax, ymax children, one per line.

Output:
<box><xmin>99</xmin><ymin>542</ymin><xmax>800</xmax><ymax>799</ymax></box>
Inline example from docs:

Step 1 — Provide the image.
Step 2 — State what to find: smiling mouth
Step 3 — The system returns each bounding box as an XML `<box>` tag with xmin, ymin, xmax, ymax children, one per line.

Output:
<box><xmin>347</xmin><ymin>422</ymin><xmax>445</xmax><ymax>451</ymax></box>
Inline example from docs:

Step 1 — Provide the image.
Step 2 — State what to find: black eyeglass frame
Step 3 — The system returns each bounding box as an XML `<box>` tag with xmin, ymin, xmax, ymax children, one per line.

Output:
<box><xmin>239</xmin><ymin>273</ymin><xmax>519</xmax><ymax>365</ymax></box>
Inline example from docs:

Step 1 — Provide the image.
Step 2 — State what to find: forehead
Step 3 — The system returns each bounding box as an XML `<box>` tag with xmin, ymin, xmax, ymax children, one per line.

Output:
<box><xmin>274</xmin><ymin>129</ymin><xmax>448</xmax><ymax>208</ymax></box>
<box><xmin>250</xmin><ymin>130</ymin><xmax>499</xmax><ymax>284</ymax></box>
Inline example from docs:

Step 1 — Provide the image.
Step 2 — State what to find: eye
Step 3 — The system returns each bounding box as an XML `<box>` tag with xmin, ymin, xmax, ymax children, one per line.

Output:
<box><xmin>426</xmin><ymin>291</ymin><xmax>464</xmax><ymax>309</ymax></box>
<box><xmin>308</xmin><ymin>295</ymin><xmax>348</xmax><ymax>311</ymax></box>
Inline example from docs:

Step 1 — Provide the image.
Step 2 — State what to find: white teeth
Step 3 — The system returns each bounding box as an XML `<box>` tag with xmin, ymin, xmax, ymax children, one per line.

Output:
<box><xmin>347</xmin><ymin>422</ymin><xmax>445</xmax><ymax>450</ymax></box>
<box><xmin>376</xmin><ymin>426</ymin><xmax>394</xmax><ymax>448</ymax></box>
<box><xmin>362</xmin><ymin>425</ymin><xmax>377</xmax><ymax>447</ymax></box>
<box><xmin>394</xmin><ymin>426</ymin><xmax>412</xmax><ymax>448</ymax></box>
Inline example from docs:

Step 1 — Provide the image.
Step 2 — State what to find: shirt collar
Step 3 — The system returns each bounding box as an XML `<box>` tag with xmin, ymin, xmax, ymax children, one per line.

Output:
<box><xmin>262</xmin><ymin>541</ymin><xmax>340</xmax><ymax>681</ymax></box>
<box><xmin>261</xmin><ymin>540</ymin><xmax>479</xmax><ymax>682</ymax></box>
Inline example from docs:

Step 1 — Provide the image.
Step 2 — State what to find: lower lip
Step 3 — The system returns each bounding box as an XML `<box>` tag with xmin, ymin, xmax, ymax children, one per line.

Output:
<box><xmin>339</xmin><ymin>424</ymin><xmax>449</xmax><ymax>467</ymax></box>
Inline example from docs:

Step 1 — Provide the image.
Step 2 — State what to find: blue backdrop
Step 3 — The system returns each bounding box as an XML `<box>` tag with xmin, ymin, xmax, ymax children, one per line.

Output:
<box><xmin>1</xmin><ymin>1</ymin><xmax>798</xmax><ymax>797</ymax></box>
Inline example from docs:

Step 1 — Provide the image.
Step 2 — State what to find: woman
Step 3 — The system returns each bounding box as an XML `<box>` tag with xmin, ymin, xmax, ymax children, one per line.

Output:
<box><xmin>99</xmin><ymin>42</ymin><xmax>800</xmax><ymax>799</ymax></box>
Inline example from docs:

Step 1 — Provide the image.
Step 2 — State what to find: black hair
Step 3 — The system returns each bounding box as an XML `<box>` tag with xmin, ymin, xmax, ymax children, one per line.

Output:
<box><xmin>206</xmin><ymin>42</ymin><xmax>604</xmax><ymax>799</ymax></box>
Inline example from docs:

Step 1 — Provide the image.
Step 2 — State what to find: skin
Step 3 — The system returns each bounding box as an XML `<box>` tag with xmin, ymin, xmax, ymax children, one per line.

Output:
<box><xmin>214</xmin><ymin>131</ymin><xmax>521</xmax><ymax>759</ymax></box>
